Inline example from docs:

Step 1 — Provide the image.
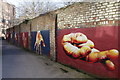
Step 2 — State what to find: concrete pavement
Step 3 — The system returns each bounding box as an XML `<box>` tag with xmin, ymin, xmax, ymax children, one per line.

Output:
<box><xmin>2</xmin><ymin>40</ymin><xmax>97</xmax><ymax>79</ymax></box>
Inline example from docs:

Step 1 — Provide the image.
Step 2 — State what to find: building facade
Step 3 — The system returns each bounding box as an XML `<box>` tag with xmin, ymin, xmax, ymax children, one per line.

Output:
<box><xmin>0</xmin><ymin>0</ymin><xmax>15</xmax><ymax>37</ymax></box>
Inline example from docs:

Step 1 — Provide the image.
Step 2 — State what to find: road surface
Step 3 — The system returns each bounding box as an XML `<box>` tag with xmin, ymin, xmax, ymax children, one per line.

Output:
<box><xmin>2</xmin><ymin>40</ymin><xmax>97</xmax><ymax>79</ymax></box>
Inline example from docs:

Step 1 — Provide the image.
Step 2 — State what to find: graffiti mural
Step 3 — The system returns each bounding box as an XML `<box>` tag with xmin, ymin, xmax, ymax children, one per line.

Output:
<box><xmin>20</xmin><ymin>32</ymin><xmax>28</xmax><ymax>48</ymax></box>
<box><xmin>40</xmin><ymin>30</ymin><xmax>50</xmax><ymax>56</ymax></box>
<box><xmin>31</xmin><ymin>30</ymin><xmax>50</xmax><ymax>56</ymax></box>
<box><xmin>31</xmin><ymin>31</ymin><xmax>37</xmax><ymax>51</ymax></box>
<box><xmin>57</xmin><ymin>26</ymin><xmax>119</xmax><ymax>78</ymax></box>
<box><xmin>62</xmin><ymin>32</ymin><xmax>119</xmax><ymax>70</ymax></box>
<box><xmin>34</xmin><ymin>31</ymin><xmax>46</xmax><ymax>54</ymax></box>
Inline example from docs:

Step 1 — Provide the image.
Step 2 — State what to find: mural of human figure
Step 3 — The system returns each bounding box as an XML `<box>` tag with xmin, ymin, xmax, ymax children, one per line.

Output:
<box><xmin>34</xmin><ymin>31</ymin><xmax>45</xmax><ymax>55</ymax></box>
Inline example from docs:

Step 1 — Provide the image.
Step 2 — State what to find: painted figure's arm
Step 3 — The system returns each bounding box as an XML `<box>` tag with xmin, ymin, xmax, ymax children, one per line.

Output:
<box><xmin>41</xmin><ymin>39</ymin><xmax>45</xmax><ymax>47</ymax></box>
<box><xmin>34</xmin><ymin>43</ymin><xmax>36</xmax><ymax>48</ymax></box>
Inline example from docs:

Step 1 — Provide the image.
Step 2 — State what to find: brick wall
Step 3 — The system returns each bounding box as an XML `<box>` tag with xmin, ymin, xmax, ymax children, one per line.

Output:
<box><xmin>57</xmin><ymin>2</ymin><xmax>120</xmax><ymax>29</ymax></box>
<box><xmin>9</xmin><ymin>27</ymin><xmax>13</xmax><ymax>34</ymax></box>
<box><xmin>46</xmin><ymin>13</ymin><xmax>56</xmax><ymax>61</ymax></box>
<box><xmin>14</xmin><ymin>25</ymin><xmax>20</xmax><ymax>33</ymax></box>
<box><xmin>31</xmin><ymin>14</ymin><xmax>49</xmax><ymax>31</ymax></box>
<box><xmin>13</xmin><ymin>13</ymin><xmax>56</xmax><ymax>60</ymax></box>
<box><xmin>6</xmin><ymin>2</ymin><xmax>120</xmax><ymax>61</ymax></box>
<box><xmin>20</xmin><ymin>21</ymin><xmax>31</xmax><ymax>32</ymax></box>
<box><xmin>31</xmin><ymin>13</ymin><xmax>56</xmax><ymax>60</ymax></box>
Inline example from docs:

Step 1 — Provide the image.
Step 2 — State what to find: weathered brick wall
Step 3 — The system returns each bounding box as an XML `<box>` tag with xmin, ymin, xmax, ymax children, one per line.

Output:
<box><xmin>16</xmin><ymin>13</ymin><xmax>56</xmax><ymax>60</ymax></box>
<box><xmin>19</xmin><ymin>21</ymin><xmax>31</xmax><ymax>49</ymax></box>
<box><xmin>20</xmin><ymin>21</ymin><xmax>31</xmax><ymax>32</ymax></box>
<box><xmin>6</xmin><ymin>2</ymin><xmax>120</xmax><ymax>61</ymax></box>
<box><xmin>9</xmin><ymin>27</ymin><xmax>13</xmax><ymax>34</ymax></box>
<box><xmin>31</xmin><ymin>13</ymin><xmax>54</xmax><ymax>31</ymax></box>
<box><xmin>27</xmin><ymin>22</ymin><xmax>32</xmax><ymax>50</ymax></box>
<box><xmin>57</xmin><ymin>2</ymin><xmax>120</xmax><ymax>29</ymax></box>
<box><xmin>6</xmin><ymin>28</ymin><xmax>10</xmax><ymax>33</ymax></box>
<box><xmin>14</xmin><ymin>25</ymin><xmax>20</xmax><ymax>33</ymax></box>
<box><xmin>46</xmin><ymin>13</ymin><xmax>56</xmax><ymax>61</ymax></box>
<box><xmin>31</xmin><ymin>16</ymin><xmax>45</xmax><ymax>31</ymax></box>
<box><xmin>31</xmin><ymin>13</ymin><xmax>56</xmax><ymax>60</ymax></box>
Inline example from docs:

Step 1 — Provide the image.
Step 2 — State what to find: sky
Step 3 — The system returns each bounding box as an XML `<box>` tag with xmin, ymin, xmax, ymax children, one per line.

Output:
<box><xmin>3</xmin><ymin>0</ymin><xmax>120</xmax><ymax>7</ymax></box>
<box><xmin>3</xmin><ymin>0</ymin><xmax>68</xmax><ymax>18</ymax></box>
<box><xmin>2</xmin><ymin>0</ymin><xmax>84</xmax><ymax>18</ymax></box>
<box><xmin>3</xmin><ymin>0</ymin><xmax>85</xmax><ymax>7</ymax></box>
<box><xmin>4</xmin><ymin>0</ymin><xmax>23</xmax><ymax>6</ymax></box>
<box><xmin>3</xmin><ymin>0</ymin><xmax>70</xmax><ymax>7</ymax></box>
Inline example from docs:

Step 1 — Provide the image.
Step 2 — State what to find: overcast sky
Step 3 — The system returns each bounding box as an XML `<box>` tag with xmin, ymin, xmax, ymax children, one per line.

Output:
<box><xmin>3</xmin><ymin>0</ymin><xmax>73</xmax><ymax>6</ymax></box>
<box><xmin>3</xmin><ymin>0</ymin><xmax>68</xmax><ymax>18</ymax></box>
<box><xmin>4</xmin><ymin>0</ymin><xmax>24</xmax><ymax>6</ymax></box>
<box><xmin>3</xmin><ymin>0</ymin><xmax>120</xmax><ymax>6</ymax></box>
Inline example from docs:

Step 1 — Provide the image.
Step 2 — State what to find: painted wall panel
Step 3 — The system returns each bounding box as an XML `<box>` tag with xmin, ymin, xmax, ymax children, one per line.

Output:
<box><xmin>14</xmin><ymin>33</ymin><xmax>19</xmax><ymax>46</ymax></box>
<box><xmin>31</xmin><ymin>30</ymin><xmax>50</xmax><ymax>57</ymax></box>
<box><xmin>41</xmin><ymin>30</ymin><xmax>50</xmax><ymax>56</ymax></box>
<box><xmin>31</xmin><ymin>31</ymin><xmax>37</xmax><ymax>51</ymax></box>
<box><xmin>57</xmin><ymin>26</ymin><xmax>119</xmax><ymax>78</ymax></box>
<box><xmin>20</xmin><ymin>32</ymin><xmax>28</xmax><ymax>49</ymax></box>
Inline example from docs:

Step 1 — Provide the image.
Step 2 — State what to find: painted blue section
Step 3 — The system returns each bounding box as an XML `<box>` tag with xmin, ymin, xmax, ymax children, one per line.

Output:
<box><xmin>41</xmin><ymin>30</ymin><xmax>50</xmax><ymax>56</ymax></box>
<box><xmin>31</xmin><ymin>30</ymin><xmax>50</xmax><ymax>56</ymax></box>
<box><xmin>31</xmin><ymin>31</ymin><xmax>37</xmax><ymax>51</ymax></box>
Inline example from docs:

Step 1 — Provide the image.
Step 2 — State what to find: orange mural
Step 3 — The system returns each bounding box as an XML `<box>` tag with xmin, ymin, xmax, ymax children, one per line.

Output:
<box><xmin>62</xmin><ymin>32</ymin><xmax>119</xmax><ymax>70</ymax></box>
<box><xmin>34</xmin><ymin>31</ymin><xmax>45</xmax><ymax>54</ymax></box>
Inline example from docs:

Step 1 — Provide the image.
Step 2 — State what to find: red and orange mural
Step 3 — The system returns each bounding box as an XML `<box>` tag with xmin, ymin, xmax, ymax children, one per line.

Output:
<box><xmin>34</xmin><ymin>31</ymin><xmax>45</xmax><ymax>54</ymax></box>
<box><xmin>57</xmin><ymin>26</ymin><xmax>119</xmax><ymax>78</ymax></box>
<box><xmin>31</xmin><ymin>30</ymin><xmax>50</xmax><ymax>56</ymax></box>
<box><xmin>62</xmin><ymin>32</ymin><xmax>119</xmax><ymax>70</ymax></box>
<box><xmin>20</xmin><ymin>32</ymin><xmax>28</xmax><ymax>48</ymax></box>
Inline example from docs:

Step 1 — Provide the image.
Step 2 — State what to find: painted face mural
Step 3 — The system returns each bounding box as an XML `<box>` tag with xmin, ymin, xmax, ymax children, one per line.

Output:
<box><xmin>34</xmin><ymin>31</ymin><xmax>45</xmax><ymax>54</ymax></box>
<box><xmin>62</xmin><ymin>32</ymin><xmax>119</xmax><ymax>71</ymax></box>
